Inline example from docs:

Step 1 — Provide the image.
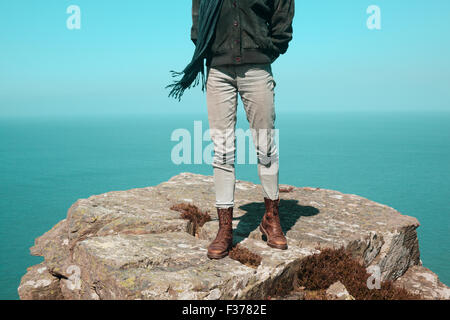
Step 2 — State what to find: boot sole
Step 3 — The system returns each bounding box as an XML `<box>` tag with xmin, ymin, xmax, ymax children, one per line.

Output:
<box><xmin>207</xmin><ymin>243</ymin><xmax>232</xmax><ymax>260</ymax></box>
<box><xmin>259</xmin><ymin>224</ymin><xmax>288</xmax><ymax>250</ymax></box>
<box><xmin>207</xmin><ymin>250</ymin><xmax>230</xmax><ymax>260</ymax></box>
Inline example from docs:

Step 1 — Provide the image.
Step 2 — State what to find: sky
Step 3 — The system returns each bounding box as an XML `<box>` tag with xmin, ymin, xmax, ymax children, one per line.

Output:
<box><xmin>0</xmin><ymin>0</ymin><xmax>449</xmax><ymax>117</ymax></box>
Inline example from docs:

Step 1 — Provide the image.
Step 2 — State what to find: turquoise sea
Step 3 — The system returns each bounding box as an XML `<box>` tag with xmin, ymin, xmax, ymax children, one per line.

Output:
<box><xmin>0</xmin><ymin>111</ymin><xmax>449</xmax><ymax>299</ymax></box>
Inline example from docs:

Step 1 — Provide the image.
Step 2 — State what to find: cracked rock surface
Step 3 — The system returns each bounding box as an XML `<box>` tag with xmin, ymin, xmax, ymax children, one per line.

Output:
<box><xmin>18</xmin><ymin>173</ymin><xmax>448</xmax><ymax>300</ymax></box>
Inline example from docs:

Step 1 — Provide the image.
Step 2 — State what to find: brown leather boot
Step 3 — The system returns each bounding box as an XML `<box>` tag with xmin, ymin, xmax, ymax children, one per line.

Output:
<box><xmin>207</xmin><ymin>207</ymin><xmax>233</xmax><ymax>259</ymax></box>
<box><xmin>259</xmin><ymin>198</ymin><xmax>288</xmax><ymax>250</ymax></box>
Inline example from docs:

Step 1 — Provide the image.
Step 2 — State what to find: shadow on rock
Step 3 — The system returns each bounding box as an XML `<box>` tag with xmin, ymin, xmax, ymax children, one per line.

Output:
<box><xmin>233</xmin><ymin>199</ymin><xmax>320</xmax><ymax>244</ymax></box>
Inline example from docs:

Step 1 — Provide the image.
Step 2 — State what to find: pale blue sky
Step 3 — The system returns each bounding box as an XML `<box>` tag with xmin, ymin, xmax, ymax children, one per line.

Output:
<box><xmin>0</xmin><ymin>0</ymin><xmax>449</xmax><ymax>116</ymax></box>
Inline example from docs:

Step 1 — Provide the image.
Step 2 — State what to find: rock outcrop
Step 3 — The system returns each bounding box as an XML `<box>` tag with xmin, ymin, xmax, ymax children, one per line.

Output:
<box><xmin>394</xmin><ymin>266</ymin><xmax>450</xmax><ymax>299</ymax></box>
<box><xmin>325</xmin><ymin>281</ymin><xmax>355</xmax><ymax>300</ymax></box>
<box><xmin>18</xmin><ymin>173</ymin><xmax>449</xmax><ymax>300</ymax></box>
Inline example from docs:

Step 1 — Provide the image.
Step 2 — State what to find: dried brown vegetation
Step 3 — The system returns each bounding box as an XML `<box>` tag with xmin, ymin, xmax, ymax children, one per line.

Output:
<box><xmin>293</xmin><ymin>247</ymin><xmax>421</xmax><ymax>300</ymax></box>
<box><xmin>229</xmin><ymin>244</ymin><xmax>262</xmax><ymax>269</ymax></box>
<box><xmin>170</xmin><ymin>203</ymin><xmax>211</xmax><ymax>235</ymax></box>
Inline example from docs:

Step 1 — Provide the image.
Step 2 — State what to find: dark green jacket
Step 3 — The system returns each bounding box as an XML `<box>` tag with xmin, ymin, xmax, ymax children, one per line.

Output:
<box><xmin>191</xmin><ymin>0</ymin><xmax>295</xmax><ymax>66</ymax></box>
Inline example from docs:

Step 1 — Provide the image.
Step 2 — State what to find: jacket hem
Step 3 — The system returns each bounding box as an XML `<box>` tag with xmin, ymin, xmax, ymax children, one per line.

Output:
<box><xmin>209</xmin><ymin>49</ymin><xmax>276</xmax><ymax>67</ymax></box>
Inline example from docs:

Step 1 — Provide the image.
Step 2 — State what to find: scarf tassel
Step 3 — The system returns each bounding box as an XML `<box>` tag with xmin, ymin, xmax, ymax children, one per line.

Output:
<box><xmin>166</xmin><ymin>60</ymin><xmax>206</xmax><ymax>101</ymax></box>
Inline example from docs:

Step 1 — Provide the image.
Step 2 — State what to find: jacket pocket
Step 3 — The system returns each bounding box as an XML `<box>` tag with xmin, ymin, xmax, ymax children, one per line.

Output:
<box><xmin>256</xmin><ymin>35</ymin><xmax>279</xmax><ymax>58</ymax></box>
<box><xmin>211</xmin><ymin>30</ymin><xmax>231</xmax><ymax>55</ymax></box>
<box><xmin>242</xmin><ymin>29</ymin><xmax>260</xmax><ymax>50</ymax></box>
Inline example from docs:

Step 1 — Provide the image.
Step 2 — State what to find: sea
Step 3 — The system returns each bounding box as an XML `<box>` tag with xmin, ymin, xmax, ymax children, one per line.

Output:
<box><xmin>0</xmin><ymin>111</ymin><xmax>448</xmax><ymax>299</ymax></box>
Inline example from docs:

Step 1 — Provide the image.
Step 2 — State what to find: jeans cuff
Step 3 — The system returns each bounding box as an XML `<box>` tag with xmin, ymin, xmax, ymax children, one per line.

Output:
<box><xmin>215</xmin><ymin>202</ymin><xmax>234</xmax><ymax>209</ymax></box>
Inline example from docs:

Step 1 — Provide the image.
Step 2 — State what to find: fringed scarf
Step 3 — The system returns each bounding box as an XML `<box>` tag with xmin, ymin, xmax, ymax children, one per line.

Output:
<box><xmin>166</xmin><ymin>0</ymin><xmax>223</xmax><ymax>101</ymax></box>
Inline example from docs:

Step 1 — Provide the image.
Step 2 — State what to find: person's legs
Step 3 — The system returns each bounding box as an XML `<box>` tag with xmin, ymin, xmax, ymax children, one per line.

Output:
<box><xmin>236</xmin><ymin>63</ymin><xmax>279</xmax><ymax>200</ymax></box>
<box><xmin>206</xmin><ymin>65</ymin><xmax>238</xmax><ymax>208</ymax></box>
<box><xmin>237</xmin><ymin>63</ymin><xmax>287</xmax><ymax>250</ymax></box>
<box><xmin>205</xmin><ymin>65</ymin><xmax>238</xmax><ymax>259</ymax></box>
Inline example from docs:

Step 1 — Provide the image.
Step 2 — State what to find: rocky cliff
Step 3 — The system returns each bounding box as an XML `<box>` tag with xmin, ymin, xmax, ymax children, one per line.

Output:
<box><xmin>18</xmin><ymin>173</ymin><xmax>449</xmax><ymax>300</ymax></box>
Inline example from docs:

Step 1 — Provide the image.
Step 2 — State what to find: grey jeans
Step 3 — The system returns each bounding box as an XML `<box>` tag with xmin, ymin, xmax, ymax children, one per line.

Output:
<box><xmin>206</xmin><ymin>63</ymin><xmax>279</xmax><ymax>208</ymax></box>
